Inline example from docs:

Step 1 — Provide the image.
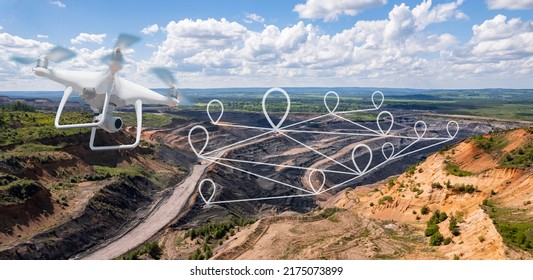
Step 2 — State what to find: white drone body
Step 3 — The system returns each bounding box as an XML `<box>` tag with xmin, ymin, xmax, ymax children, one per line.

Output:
<box><xmin>12</xmin><ymin>34</ymin><xmax>179</xmax><ymax>151</ymax></box>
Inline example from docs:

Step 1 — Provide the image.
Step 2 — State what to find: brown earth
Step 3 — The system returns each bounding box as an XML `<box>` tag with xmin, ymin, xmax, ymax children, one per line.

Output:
<box><xmin>194</xmin><ymin>128</ymin><xmax>533</xmax><ymax>260</ymax></box>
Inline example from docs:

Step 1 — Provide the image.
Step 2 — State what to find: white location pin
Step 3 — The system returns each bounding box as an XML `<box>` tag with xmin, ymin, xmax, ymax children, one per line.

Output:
<box><xmin>376</xmin><ymin>110</ymin><xmax>394</xmax><ymax>135</ymax></box>
<box><xmin>381</xmin><ymin>142</ymin><xmax>395</xmax><ymax>160</ymax></box>
<box><xmin>262</xmin><ymin>87</ymin><xmax>291</xmax><ymax>131</ymax></box>
<box><xmin>352</xmin><ymin>144</ymin><xmax>373</xmax><ymax>174</ymax></box>
<box><xmin>308</xmin><ymin>170</ymin><xmax>326</xmax><ymax>194</ymax></box>
<box><xmin>414</xmin><ymin>120</ymin><xmax>428</xmax><ymax>139</ymax></box>
<box><xmin>198</xmin><ymin>179</ymin><xmax>216</xmax><ymax>205</ymax></box>
<box><xmin>446</xmin><ymin>121</ymin><xmax>459</xmax><ymax>138</ymax></box>
<box><xmin>323</xmin><ymin>91</ymin><xmax>340</xmax><ymax>114</ymax></box>
<box><xmin>371</xmin><ymin>91</ymin><xmax>384</xmax><ymax>109</ymax></box>
<box><xmin>188</xmin><ymin>125</ymin><xmax>209</xmax><ymax>157</ymax></box>
<box><xmin>206</xmin><ymin>99</ymin><xmax>224</xmax><ymax>125</ymax></box>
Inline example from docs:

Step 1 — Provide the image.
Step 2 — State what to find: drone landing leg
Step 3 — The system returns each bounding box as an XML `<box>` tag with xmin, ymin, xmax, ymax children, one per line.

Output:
<box><xmin>89</xmin><ymin>99</ymin><xmax>143</xmax><ymax>151</ymax></box>
<box><xmin>55</xmin><ymin>87</ymin><xmax>110</xmax><ymax>129</ymax></box>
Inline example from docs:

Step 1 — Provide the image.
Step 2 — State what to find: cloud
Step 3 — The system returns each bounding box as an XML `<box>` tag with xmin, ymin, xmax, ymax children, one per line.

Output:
<box><xmin>141</xmin><ymin>24</ymin><xmax>159</xmax><ymax>35</ymax></box>
<box><xmin>412</xmin><ymin>0</ymin><xmax>467</xmax><ymax>30</ymax></box>
<box><xmin>244</xmin><ymin>13</ymin><xmax>265</xmax><ymax>24</ymax></box>
<box><xmin>486</xmin><ymin>0</ymin><xmax>533</xmax><ymax>10</ymax></box>
<box><xmin>50</xmin><ymin>0</ymin><xmax>66</xmax><ymax>8</ymax></box>
<box><xmin>1</xmin><ymin>1</ymin><xmax>532</xmax><ymax>90</ymax></box>
<box><xmin>70</xmin><ymin>33</ymin><xmax>107</xmax><ymax>44</ymax></box>
<box><xmin>37</xmin><ymin>34</ymin><xmax>49</xmax><ymax>39</ymax></box>
<box><xmin>293</xmin><ymin>0</ymin><xmax>387</xmax><ymax>21</ymax></box>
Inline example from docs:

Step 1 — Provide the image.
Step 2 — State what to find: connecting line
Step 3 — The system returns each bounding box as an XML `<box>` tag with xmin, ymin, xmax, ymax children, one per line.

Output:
<box><xmin>278</xmin><ymin>128</ymin><xmax>452</xmax><ymax>140</ymax></box>
<box><xmin>331</xmin><ymin>113</ymin><xmax>383</xmax><ymax>135</ymax></box>
<box><xmin>202</xmin><ymin>156</ymin><xmax>358</xmax><ymax>175</ymax></box>
<box><xmin>279</xmin><ymin>131</ymin><xmax>359</xmax><ymax>174</ymax></box>
<box><xmin>202</xmin><ymin>129</ymin><xmax>275</xmax><ymax>156</ymax></box>
<box><xmin>194</xmin><ymin>89</ymin><xmax>460</xmax><ymax>205</ymax></box>
<box><xmin>320</xmin><ymin>137</ymin><xmax>455</xmax><ymax>193</ymax></box>
<box><xmin>209</xmin><ymin>193</ymin><xmax>319</xmax><ymax>205</ymax></box>
<box><xmin>215</xmin><ymin>123</ymin><xmax>274</xmax><ymax>131</ymax></box>
<box><xmin>201</xmin><ymin>156</ymin><xmax>315</xmax><ymax>194</ymax></box>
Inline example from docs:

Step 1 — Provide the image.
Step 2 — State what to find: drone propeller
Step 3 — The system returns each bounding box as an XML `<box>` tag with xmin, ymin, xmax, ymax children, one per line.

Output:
<box><xmin>115</xmin><ymin>33</ymin><xmax>141</xmax><ymax>50</ymax></box>
<box><xmin>151</xmin><ymin>67</ymin><xmax>190</xmax><ymax>105</ymax></box>
<box><xmin>102</xmin><ymin>33</ymin><xmax>141</xmax><ymax>70</ymax></box>
<box><xmin>10</xmin><ymin>46</ymin><xmax>76</xmax><ymax>67</ymax></box>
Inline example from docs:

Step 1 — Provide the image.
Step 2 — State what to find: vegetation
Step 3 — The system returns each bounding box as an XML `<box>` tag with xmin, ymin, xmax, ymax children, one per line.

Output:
<box><xmin>424</xmin><ymin>209</ymin><xmax>449</xmax><ymax>246</ymax></box>
<box><xmin>500</xmin><ymin>144</ymin><xmax>533</xmax><ymax>168</ymax></box>
<box><xmin>0</xmin><ymin>179</ymin><xmax>41</xmax><ymax>205</ymax></box>
<box><xmin>429</xmin><ymin>231</ymin><xmax>444</xmax><ymax>246</ymax></box>
<box><xmin>443</xmin><ymin>237</ymin><xmax>452</xmax><ymax>245</ymax></box>
<box><xmin>185</xmin><ymin>217</ymin><xmax>257</xmax><ymax>260</ymax></box>
<box><xmin>0</xmin><ymin>109</ymin><xmax>92</xmax><ymax>147</ymax></box>
<box><xmin>444</xmin><ymin>161</ymin><xmax>473</xmax><ymax>177</ymax></box>
<box><xmin>470</xmin><ymin>134</ymin><xmax>507</xmax><ymax>152</ymax></box>
<box><xmin>482</xmin><ymin>200</ymin><xmax>533</xmax><ymax>252</ymax></box>
<box><xmin>185</xmin><ymin>218</ymin><xmax>257</xmax><ymax>241</ymax></box>
<box><xmin>449</xmin><ymin>183</ymin><xmax>477</xmax><ymax>194</ymax></box>
<box><xmin>378</xmin><ymin>195</ymin><xmax>394</xmax><ymax>205</ymax></box>
<box><xmin>117</xmin><ymin>241</ymin><xmax>162</xmax><ymax>260</ymax></box>
<box><xmin>449</xmin><ymin>215</ymin><xmax>460</xmax><ymax>236</ymax></box>
<box><xmin>421</xmin><ymin>205</ymin><xmax>430</xmax><ymax>215</ymax></box>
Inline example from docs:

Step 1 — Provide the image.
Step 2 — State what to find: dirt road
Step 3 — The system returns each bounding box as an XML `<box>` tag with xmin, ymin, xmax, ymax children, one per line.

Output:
<box><xmin>81</xmin><ymin>155</ymin><xmax>218</xmax><ymax>260</ymax></box>
<box><xmin>81</xmin><ymin>130</ymin><xmax>276</xmax><ymax>259</ymax></box>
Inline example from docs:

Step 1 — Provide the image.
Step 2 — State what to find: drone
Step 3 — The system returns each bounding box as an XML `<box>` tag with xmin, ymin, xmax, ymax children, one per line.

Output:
<box><xmin>11</xmin><ymin>34</ymin><xmax>179</xmax><ymax>150</ymax></box>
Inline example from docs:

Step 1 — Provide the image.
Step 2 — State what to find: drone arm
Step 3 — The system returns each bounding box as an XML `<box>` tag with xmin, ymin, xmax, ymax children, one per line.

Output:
<box><xmin>89</xmin><ymin>99</ymin><xmax>143</xmax><ymax>151</ymax></box>
<box><xmin>55</xmin><ymin>87</ymin><xmax>110</xmax><ymax>129</ymax></box>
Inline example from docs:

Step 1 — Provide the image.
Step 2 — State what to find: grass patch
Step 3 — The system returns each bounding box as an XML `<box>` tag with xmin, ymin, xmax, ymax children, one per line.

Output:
<box><xmin>470</xmin><ymin>134</ymin><xmax>508</xmax><ymax>152</ymax></box>
<box><xmin>114</xmin><ymin>112</ymin><xmax>183</xmax><ymax>128</ymax></box>
<box><xmin>444</xmin><ymin>161</ymin><xmax>473</xmax><ymax>177</ymax></box>
<box><xmin>500</xmin><ymin>144</ymin><xmax>533</xmax><ymax>168</ymax></box>
<box><xmin>378</xmin><ymin>196</ymin><xmax>394</xmax><ymax>205</ymax></box>
<box><xmin>483</xmin><ymin>200</ymin><xmax>533</xmax><ymax>252</ymax></box>
<box><xmin>0</xmin><ymin>110</ymin><xmax>92</xmax><ymax>147</ymax></box>
<box><xmin>0</xmin><ymin>179</ymin><xmax>41</xmax><ymax>206</ymax></box>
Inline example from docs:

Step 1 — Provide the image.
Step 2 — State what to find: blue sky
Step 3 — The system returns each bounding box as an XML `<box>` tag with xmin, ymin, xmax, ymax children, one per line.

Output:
<box><xmin>0</xmin><ymin>0</ymin><xmax>532</xmax><ymax>90</ymax></box>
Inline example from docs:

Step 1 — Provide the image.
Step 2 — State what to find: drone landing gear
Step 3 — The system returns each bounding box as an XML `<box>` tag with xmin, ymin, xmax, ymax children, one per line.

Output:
<box><xmin>54</xmin><ymin>86</ymin><xmax>110</xmax><ymax>129</ymax></box>
<box><xmin>89</xmin><ymin>99</ymin><xmax>143</xmax><ymax>151</ymax></box>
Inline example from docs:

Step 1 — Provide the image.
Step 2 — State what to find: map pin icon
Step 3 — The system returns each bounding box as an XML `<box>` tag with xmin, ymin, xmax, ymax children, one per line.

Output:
<box><xmin>352</xmin><ymin>144</ymin><xmax>373</xmax><ymax>174</ymax></box>
<box><xmin>381</xmin><ymin>142</ymin><xmax>395</xmax><ymax>160</ymax></box>
<box><xmin>198</xmin><ymin>179</ymin><xmax>216</xmax><ymax>205</ymax></box>
<box><xmin>188</xmin><ymin>125</ymin><xmax>209</xmax><ymax>157</ymax></box>
<box><xmin>308</xmin><ymin>170</ymin><xmax>326</xmax><ymax>194</ymax></box>
<box><xmin>376</xmin><ymin>111</ymin><xmax>394</xmax><ymax>135</ymax></box>
<box><xmin>262</xmin><ymin>87</ymin><xmax>291</xmax><ymax>132</ymax></box>
<box><xmin>207</xmin><ymin>99</ymin><xmax>224</xmax><ymax>125</ymax></box>
<box><xmin>323</xmin><ymin>91</ymin><xmax>340</xmax><ymax>114</ymax></box>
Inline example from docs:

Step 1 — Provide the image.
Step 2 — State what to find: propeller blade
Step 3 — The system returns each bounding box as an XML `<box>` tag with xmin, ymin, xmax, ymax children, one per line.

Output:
<box><xmin>151</xmin><ymin>67</ymin><xmax>176</xmax><ymax>88</ymax></box>
<box><xmin>45</xmin><ymin>46</ymin><xmax>76</xmax><ymax>63</ymax></box>
<box><xmin>11</xmin><ymin>56</ymin><xmax>36</xmax><ymax>64</ymax></box>
<box><xmin>115</xmin><ymin>33</ymin><xmax>141</xmax><ymax>50</ymax></box>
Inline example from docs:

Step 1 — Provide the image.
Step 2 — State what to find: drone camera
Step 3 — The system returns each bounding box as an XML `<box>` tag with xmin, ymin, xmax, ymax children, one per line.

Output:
<box><xmin>98</xmin><ymin>114</ymin><xmax>123</xmax><ymax>133</ymax></box>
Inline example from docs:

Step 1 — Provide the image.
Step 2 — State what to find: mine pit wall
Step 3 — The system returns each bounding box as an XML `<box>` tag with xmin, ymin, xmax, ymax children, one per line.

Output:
<box><xmin>172</xmin><ymin>120</ymin><xmax>489</xmax><ymax>229</ymax></box>
<box><xmin>0</xmin><ymin>176</ymin><xmax>163</xmax><ymax>260</ymax></box>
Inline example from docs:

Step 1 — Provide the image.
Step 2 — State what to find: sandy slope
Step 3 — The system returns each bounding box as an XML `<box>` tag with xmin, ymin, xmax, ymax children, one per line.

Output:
<box><xmin>211</xmin><ymin>128</ymin><xmax>533</xmax><ymax>259</ymax></box>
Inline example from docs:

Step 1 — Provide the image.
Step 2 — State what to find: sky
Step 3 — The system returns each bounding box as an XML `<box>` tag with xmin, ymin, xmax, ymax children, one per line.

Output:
<box><xmin>0</xmin><ymin>0</ymin><xmax>532</xmax><ymax>90</ymax></box>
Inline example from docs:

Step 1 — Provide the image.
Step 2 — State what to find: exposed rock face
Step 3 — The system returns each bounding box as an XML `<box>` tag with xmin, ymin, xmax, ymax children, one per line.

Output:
<box><xmin>0</xmin><ymin>176</ymin><xmax>161</xmax><ymax>259</ymax></box>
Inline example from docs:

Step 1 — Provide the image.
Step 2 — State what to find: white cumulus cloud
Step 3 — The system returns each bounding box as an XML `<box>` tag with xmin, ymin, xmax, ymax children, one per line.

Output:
<box><xmin>50</xmin><ymin>0</ymin><xmax>66</xmax><ymax>8</ymax></box>
<box><xmin>141</xmin><ymin>24</ymin><xmax>159</xmax><ymax>35</ymax></box>
<box><xmin>37</xmin><ymin>34</ymin><xmax>49</xmax><ymax>39</ymax></box>
<box><xmin>244</xmin><ymin>13</ymin><xmax>265</xmax><ymax>24</ymax></box>
<box><xmin>293</xmin><ymin>0</ymin><xmax>387</xmax><ymax>21</ymax></box>
<box><xmin>70</xmin><ymin>33</ymin><xmax>107</xmax><ymax>44</ymax></box>
<box><xmin>486</xmin><ymin>0</ymin><xmax>533</xmax><ymax>10</ymax></box>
